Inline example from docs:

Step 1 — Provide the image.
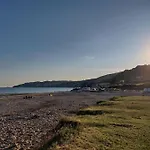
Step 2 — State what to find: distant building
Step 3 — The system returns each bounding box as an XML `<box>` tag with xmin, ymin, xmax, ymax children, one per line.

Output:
<box><xmin>143</xmin><ymin>88</ymin><xmax>150</xmax><ymax>93</ymax></box>
<box><xmin>119</xmin><ymin>80</ymin><xmax>125</xmax><ymax>84</ymax></box>
<box><xmin>98</xmin><ymin>83</ymin><xmax>110</xmax><ymax>88</ymax></box>
<box><xmin>90</xmin><ymin>87</ymin><xmax>98</xmax><ymax>92</ymax></box>
<box><xmin>80</xmin><ymin>87</ymin><xmax>91</xmax><ymax>92</ymax></box>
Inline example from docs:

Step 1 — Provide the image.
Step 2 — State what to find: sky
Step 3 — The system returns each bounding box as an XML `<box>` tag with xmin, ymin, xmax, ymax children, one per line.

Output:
<box><xmin>0</xmin><ymin>0</ymin><xmax>150</xmax><ymax>87</ymax></box>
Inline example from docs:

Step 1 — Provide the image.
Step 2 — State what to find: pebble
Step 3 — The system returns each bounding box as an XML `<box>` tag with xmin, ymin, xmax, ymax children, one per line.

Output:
<box><xmin>0</xmin><ymin>108</ymin><xmax>60</xmax><ymax>150</ymax></box>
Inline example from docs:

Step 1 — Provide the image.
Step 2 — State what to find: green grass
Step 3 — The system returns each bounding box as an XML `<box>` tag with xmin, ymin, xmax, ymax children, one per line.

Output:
<box><xmin>41</xmin><ymin>96</ymin><xmax>150</xmax><ymax>150</ymax></box>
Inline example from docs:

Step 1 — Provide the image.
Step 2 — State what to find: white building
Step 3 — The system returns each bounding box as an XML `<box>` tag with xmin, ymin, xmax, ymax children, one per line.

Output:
<box><xmin>143</xmin><ymin>88</ymin><xmax>150</xmax><ymax>93</ymax></box>
<box><xmin>80</xmin><ymin>87</ymin><xmax>91</xmax><ymax>92</ymax></box>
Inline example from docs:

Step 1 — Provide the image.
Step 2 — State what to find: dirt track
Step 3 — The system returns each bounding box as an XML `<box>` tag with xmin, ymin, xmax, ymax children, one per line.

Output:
<box><xmin>0</xmin><ymin>91</ymin><xmax>142</xmax><ymax>150</ymax></box>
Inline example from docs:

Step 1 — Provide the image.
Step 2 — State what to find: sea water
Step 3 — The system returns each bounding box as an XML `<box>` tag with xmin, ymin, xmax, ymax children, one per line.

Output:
<box><xmin>0</xmin><ymin>87</ymin><xmax>73</xmax><ymax>94</ymax></box>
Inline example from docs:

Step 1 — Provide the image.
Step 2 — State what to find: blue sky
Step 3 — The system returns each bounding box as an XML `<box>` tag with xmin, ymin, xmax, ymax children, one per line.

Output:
<box><xmin>0</xmin><ymin>0</ymin><xmax>150</xmax><ymax>86</ymax></box>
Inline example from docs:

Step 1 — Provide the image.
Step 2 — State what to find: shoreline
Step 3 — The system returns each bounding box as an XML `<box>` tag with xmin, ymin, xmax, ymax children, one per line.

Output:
<box><xmin>0</xmin><ymin>91</ymin><xmax>70</xmax><ymax>96</ymax></box>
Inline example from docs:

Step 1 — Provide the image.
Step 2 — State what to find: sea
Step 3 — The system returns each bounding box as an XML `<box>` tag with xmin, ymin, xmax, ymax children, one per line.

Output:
<box><xmin>0</xmin><ymin>87</ymin><xmax>73</xmax><ymax>95</ymax></box>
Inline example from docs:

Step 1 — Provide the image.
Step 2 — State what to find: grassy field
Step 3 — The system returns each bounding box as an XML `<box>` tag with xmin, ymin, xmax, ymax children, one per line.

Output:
<box><xmin>40</xmin><ymin>96</ymin><xmax>150</xmax><ymax>150</ymax></box>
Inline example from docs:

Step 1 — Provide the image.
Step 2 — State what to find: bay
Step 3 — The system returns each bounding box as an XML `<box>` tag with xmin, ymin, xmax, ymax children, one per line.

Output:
<box><xmin>0</xmin><ymin>87</ymin><xmax>73</xmax><ymax>95</ymax></box>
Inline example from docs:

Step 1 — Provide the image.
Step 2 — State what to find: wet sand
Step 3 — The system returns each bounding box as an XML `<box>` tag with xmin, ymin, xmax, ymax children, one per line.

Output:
<box><xmin>0</xmin><ymin>91</ymin><xmax>142</xmax><ymax>150</ymax></box>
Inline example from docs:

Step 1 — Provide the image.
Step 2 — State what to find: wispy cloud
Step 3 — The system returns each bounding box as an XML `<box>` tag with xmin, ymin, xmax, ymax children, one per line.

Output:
<box><xmin>84</xmin><ymin>56</ymin><xmax>95</xmax><ymax>60</ymax></box>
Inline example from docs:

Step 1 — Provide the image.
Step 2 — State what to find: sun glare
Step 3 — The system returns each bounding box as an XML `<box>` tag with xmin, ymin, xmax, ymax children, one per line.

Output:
<box><xmin>144</xmin><ymin>48</ymin><xmax>150</xmax><ymax>63</ymax></box>
<box><xmin>141</xmin><ymin>42</ymin><xmax>150</xmax><ymax>64</ymax></box>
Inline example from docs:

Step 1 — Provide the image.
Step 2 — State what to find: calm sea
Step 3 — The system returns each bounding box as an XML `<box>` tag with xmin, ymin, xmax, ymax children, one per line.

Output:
<box><xmin>0</xmin><ymin>87</ymin><xmax>73</xmax><ymax>95</ymax></box>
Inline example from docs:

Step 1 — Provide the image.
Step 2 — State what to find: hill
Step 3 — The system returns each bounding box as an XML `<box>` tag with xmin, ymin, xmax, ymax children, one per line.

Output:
<box><xmin>111</xmin><ymin>65</ymin><xmax>150</xmax><ymax>84</ymax></box>
<box><xmin>14</xmin><ymin>65</ymin><xmax>150</xmax><ymax>88</ymax></box>
<box><xmin>13</xmin><ymin>73</ymin><xmax>117</xmax><ymax>88</ymax></box>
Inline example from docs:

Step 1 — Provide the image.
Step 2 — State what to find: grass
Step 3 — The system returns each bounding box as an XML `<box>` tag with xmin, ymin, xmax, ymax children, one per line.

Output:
<box><xmin>40</xmin><ymin>96</ymin><xmax>150</xmax><ymax>150</ymax></box>
<box><xmin>39</xmin><ymin>118</ymin><xmax>80</xmax><ymax>150</ymax></box>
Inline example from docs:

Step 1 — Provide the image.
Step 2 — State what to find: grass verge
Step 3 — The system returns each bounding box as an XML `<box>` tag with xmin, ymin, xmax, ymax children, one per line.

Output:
<box><xmin>40</xmin><ymin>96</ymin><xmax>150</xmax><ymax>150</ymax></box>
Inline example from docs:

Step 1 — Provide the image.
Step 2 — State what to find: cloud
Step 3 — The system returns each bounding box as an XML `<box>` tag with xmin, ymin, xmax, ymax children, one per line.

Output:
<box><xmin>84</xmin><ymin>56</ymin><xmax>95</xmax><ymax>60</ymax></box>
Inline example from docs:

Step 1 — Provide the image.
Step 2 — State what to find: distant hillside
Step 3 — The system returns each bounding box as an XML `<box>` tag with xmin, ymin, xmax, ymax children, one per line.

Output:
<box><xmin>14</xmin><ymin>80</ymin><xmax>83</xmax><ymax>88</ymax></box>
<box><xmin>111</xmin><ymin>65</ymin><xmax>150</xmax><ymax>84</ymax></box>
<box><xmin>13</xmin><ymin>73</ymin><xmax>117</xmax><ymax>88</ymax></box>
<box><xmin>14</xmin><ymin>65</ymin><xmax>150</xmax><ymax>88</ymax></box>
